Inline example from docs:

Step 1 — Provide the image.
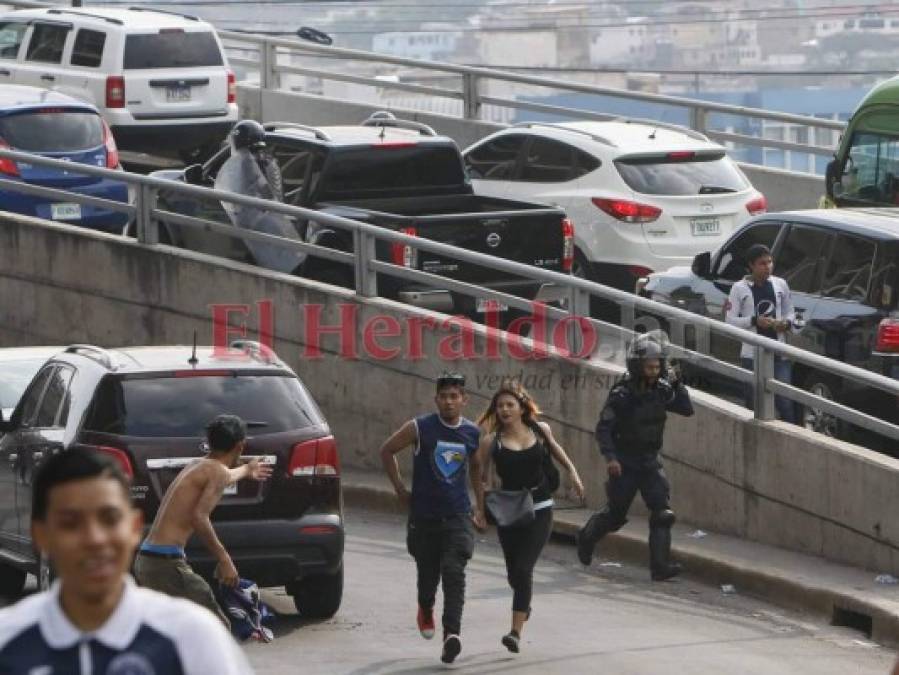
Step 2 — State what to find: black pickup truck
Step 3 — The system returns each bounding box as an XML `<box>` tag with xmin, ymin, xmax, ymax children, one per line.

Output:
<box><xmin>149</xmin><ymin>114</ymin><xmax>573</xmax><ymax>316</ymax></box>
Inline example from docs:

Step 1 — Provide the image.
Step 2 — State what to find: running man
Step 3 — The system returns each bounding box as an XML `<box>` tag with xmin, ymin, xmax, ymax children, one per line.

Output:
<box><xmin>0</xmin><ymin>448</ymin><xmax>253</xmax><ymax>674</ymax></box>
<box><xmin>379</xmin><ymin>372</ymin><xmax>485</xmax><ymax>665</ymax></box>
<box><xmin>133</xmin><ymin>414</ymin><xmax>272</xmax><ymax>627</ymax></box>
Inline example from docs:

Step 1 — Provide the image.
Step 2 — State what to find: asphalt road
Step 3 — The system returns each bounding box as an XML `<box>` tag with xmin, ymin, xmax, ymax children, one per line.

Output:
<box><xmin>244</xmin><ymin>508</ymin><xmax>895</xmax><ymax>674</ymax></box>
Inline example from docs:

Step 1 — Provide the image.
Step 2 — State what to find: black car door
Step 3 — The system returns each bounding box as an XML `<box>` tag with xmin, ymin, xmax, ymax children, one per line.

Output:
<box><xmin>0</xmin><ymin>365</ymin><xmax>53</xmax><ymax>557</ymax></box>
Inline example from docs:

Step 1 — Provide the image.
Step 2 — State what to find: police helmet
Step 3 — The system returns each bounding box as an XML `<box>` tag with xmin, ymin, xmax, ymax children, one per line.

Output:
<box><xmin>625</xmin><ymin>330</ymin><xmax>669</xmax><ymax>379</ymax></box>
<box><xmin>230</xmin><ymin>120</ymin><xmax>267</xmax><ymax>151</ymax></box>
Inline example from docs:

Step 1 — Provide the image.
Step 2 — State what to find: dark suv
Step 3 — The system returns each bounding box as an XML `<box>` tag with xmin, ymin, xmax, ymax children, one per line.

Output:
<box><xmin>0</xmin><ymin>342</ymin><xmax>344</xmax><ymax>617</ymax></box>
<box><xmin>641</xmin><ymin>209</ymin><xmax>899</xmax><ymax>448</ymax></box>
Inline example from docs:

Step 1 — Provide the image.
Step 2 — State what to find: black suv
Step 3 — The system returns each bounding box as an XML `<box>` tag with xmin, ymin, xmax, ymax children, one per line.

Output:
<box><xmin>0</xmin><ymin>342</ymin><xmax>344</xmax><ymax>617</ymax></box>
<box><xmin>642</xmin><ymin>209</ymin><xmax>899</xmax><ymax>448</ymax></box>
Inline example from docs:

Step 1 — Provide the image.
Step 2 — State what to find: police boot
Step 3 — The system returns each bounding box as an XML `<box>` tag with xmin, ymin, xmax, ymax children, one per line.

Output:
<box><xmin>649</xmin><ymin>510</ymin><xmax>681</xmax><ymax>581</ymax></box>
<box><xmin>577</xmin><ymin>511</ymin><xmax>616</xmax><ymax>566</ymax></box>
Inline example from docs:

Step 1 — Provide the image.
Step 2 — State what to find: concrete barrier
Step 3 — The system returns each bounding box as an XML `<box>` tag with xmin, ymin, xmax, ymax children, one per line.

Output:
<box><xmin>1</xmin><ymin>214</ymin><xmax>897</xmax><ymax>575</ymax></box>
<box><xmin>237</xmin><ymin>85</ymin><xmax>825</xmax><ymax>212</ymax></box>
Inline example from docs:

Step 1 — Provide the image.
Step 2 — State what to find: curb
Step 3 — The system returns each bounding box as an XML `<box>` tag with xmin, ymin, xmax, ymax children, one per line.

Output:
<box><xmin>343</xmin><ymin>482</ymin><xmax>899</xmax><ymax>647</ymax></box>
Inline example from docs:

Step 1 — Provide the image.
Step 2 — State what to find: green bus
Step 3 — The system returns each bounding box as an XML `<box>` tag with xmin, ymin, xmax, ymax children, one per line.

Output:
<box><xmin>826</xmin><ymin>76</ymin><xmax>899</xmax><ymax>207</ymax></box>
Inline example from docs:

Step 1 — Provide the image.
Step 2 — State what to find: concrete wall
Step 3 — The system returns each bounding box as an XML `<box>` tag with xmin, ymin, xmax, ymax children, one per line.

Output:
<box><xmin>2</xmin><ymin>213</ymin><xmax>899</xmax><ymax>576</ymax></box>
<box><xmin>237</xmin><ymin>85</ymin><xmax>826</xmax><ymax>212</ymax></box>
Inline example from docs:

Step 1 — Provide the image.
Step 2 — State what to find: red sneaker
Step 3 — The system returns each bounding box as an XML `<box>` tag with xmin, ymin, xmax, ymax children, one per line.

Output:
<box><xmin>417</xmin><ymin>606</ymin><xmax>436</xmax><ymax>640</ymax></box>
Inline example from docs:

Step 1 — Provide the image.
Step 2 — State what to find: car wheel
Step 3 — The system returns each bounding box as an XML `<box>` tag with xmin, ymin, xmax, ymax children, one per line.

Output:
<box><xmin>799</xmin><ymin>374</ymin><xmax>844</xmax><ymax>438</ymax></box>
<box><xmin>0</xmin><ymin>561</ymin><xmax>26</xmax><ymax>598</ymax></box>
<box><xmin>290</xmin><ymin>565</ymin><xmax>343</xmax><ymax>619</ymax></box>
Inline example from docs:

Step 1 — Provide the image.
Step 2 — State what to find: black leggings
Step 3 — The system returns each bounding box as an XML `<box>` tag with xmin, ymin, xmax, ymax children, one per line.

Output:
<box><xmin>497</xmin><ymin>507</ymin><xmax>553</xmax><ymax>613</ymax></box>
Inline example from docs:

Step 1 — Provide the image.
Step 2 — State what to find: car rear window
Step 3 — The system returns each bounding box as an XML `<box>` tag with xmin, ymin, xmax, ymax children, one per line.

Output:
<box><xmin>84</xmin><ymin>374</ymin><xmax>322</xmax><ymax>437</ymax></box>
<box><xmin>124</xmin><ymin>31</ymin><xmax>223</xmax><ymax>69</ymax></box>
<box><xmin>614</xmin><ymin>153</ymin><xmax>749</xmax><ymax>196</ymax></box>
<box><xmin>320</xmin><ymin>145</ymin><xmax>465</xmax><ymax>198</ymax></box>
<box><xmin>0</xmin><ymin>110</ymin><xmax>103</xmax><ymax>152</ymax></box>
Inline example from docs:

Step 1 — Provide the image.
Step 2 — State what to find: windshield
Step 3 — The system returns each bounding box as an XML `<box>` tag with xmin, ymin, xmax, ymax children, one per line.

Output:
<box><xmin>84</xmin><ymin>374</ymin><xmax>322</xmax><ymax>437</ymax></box>
<box><xmin>835</xmin><ymin>131</ymin><xmax>899</xmax><ymax>205</ymax></box>
<box><xmin>615</xmin><ymin>153</ymin><xmax>749</xmax><ymax>196</ymax></box>
<box><xmin>0</xmin><ymin>358</ymin><xmax>50</xmax><ymax>410</ymax></box>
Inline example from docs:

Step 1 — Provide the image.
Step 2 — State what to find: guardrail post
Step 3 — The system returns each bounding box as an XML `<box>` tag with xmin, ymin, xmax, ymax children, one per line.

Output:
<box><xmin>354</xmin><ymin>230</ymin><xmax>377</xmax><ymax>297</ymax></box>
<box><xmin>261</xmin><ymin>41</ymin><xmax>279</xmax><ymax>90</ymax></box>
<box><xmin>690</xmin><ymin>106</ymin><xmax>707</xmax><ymax>135</ymax></box>
<box><xmin>135</xmin><ymin>184</ymin><xmax>158</xmax><ymax>245</ymax></box>
<box><xmin>753</xmin><ymin>345</ymin><xmax>776</xmax><ymax>421</ymax></box>
<box><xmin>462</xmin><ymin>73</ymin><xmax>481</xmax><ymax>120</ymax></box>
<box><xmin>566</xmin><ymin>287</ymin><xmax>591</xmax><ymax>359</ymax></box>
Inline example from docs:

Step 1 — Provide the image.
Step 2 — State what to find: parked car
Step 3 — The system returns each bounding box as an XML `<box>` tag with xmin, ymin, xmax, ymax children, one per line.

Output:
<box><xmin>463</xmin><ymin>120</ymin><xmax>766</xmax><ymax>296</ymax></box>
<box><xmin>148</xmin><ymin>114</ymin><xmax>574</xmax><ymax>319</ymax></box>
<box><xmin>0</xmin><ymin>85</ymin><xmax>128</xmax><ymax>232</ymax></box>
<box><xmin>641</xmin><ymin>208</ymin><xmax>899</xmax><ymax>448</ymax></box>
<box><xmin>0</xmin><ymin>346</ymin><xmax>62</xmax><ymax>424</ymax></box>
<box><xmin>0</xmin><ymin>6</ymin><xmax>238</xmax><ymax>161</ymax></box>
<box><xmin>0</xmin><ymin>342</ymin><xmax>344</xmax><ymax>617</ymax></box>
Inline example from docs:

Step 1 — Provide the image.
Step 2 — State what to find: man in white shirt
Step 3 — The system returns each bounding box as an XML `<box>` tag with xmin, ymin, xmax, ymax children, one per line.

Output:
<box><xmin>0</xmin><ymin>448</ymin><xmax>254</xmax><ymax>675</ymax></box>
<box><xmin>724</xmin><ymin>243</ymin><xmax>798</xmax><ymax>423</ymax></box>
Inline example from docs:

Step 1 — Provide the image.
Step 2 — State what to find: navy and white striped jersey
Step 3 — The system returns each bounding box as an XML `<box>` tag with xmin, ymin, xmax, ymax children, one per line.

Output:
<box><xmin>0</xmin><ymin>577</ymin><xmax>254</xmax><ymax>675</ymax></box>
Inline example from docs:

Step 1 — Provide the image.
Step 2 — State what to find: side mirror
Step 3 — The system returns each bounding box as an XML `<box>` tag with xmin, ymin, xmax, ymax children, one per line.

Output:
<box><xmin>183</xmin><ymin>164</ymin><xmax>204</xmax><ymax>185</ymax></box>
<box><xmin>0</xmin><ymin>411</ymin><xmax>12</xmax><ymax>433</ymax></box>
<box><xmin>691</xmin><ymin>251</ymin><xmax>711</xmax><ymax>279</ymax></box>
<box><xmin>825</xmin><ymin>159</ymin><xmax>838</xmax><ymax>198</ymax></box>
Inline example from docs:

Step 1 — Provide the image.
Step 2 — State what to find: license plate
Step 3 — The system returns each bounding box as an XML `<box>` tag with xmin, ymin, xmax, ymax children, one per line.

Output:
<box><xmin>223</xmin><ymin>483</ymin><xmax>238</xmax><ymax>496</ymax></box>
<box><xmin>476</xmin><ymin>298</ymin><xmax>508</xmax><ymax>313</ymax></box>
<box><xmin>51</xmin><ymin>203</ymin><xmax>81</xmax><ymax>220</ymax></box>
<box><xmin>690</xmin><ymin>217</ymin><xmax>720</xmax><ymax>236</ymax></box>
<box><xmin>166</xmin><ymin>85</ymin><xmax>191</xmax><ymax>102</ymax></box>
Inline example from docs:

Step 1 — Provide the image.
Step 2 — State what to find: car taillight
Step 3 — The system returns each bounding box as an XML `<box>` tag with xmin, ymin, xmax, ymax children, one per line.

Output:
<box><xmin>629</xmin><ymin>265</ymin><xmax>653</xmax><ymax>279</ymax></box>
<box><xmin>391</xmin><ymin>226</ymin><xmax>417</xmax><ymax>268</ymax></box>
<box><xmin>101</xmin><ymin>119</ymin><xmax>119</xmax><ymax>169</ymax></box>
<box><xmin>288</xmin><ymin>436</ymin><xmax>340</xmax><ymax>477</ymax></box>
<box><xmin>94</xmin><ymin>446</ymin><xmax>134</xmax><ymax>479</ymax></box>
<box><xmin>592</xmin><ymin>197</ymin><xmax>662</xmax><ymax>223</ymax></box>
<box><xmin>227</xmin><ymin>70</ymin><xmax>236</xmax><ymax>104</ymax></box>
<box><xmin>0</xmin><ymin>138</ymin><xmax>19</xmax><ymax>177</ymax></box>
<box><xmin>875</xmin><ymin>318</ymin><xmax>899</xmax><ymax>353</ymax></box>
<box><xmin>106</xmin><ymin>76</ymin><xmax>125</xmax><ymax>109</ymax></box>
<box><xmin>372</xmin><ymin>141</ymin><xmax>417</xmax><ymax>149</ymax></box>
<box><xmin>299</xmin><ymin>525</ymin><xmax>339</xmax><ymax>535</ymax></box>
<box><xmin>746</xmin><ymin>193</ymin><xmax>768</xmax><ymax>215</ymax></box>
<box><xmin>561</xmin><ymin>217</ymin><xmax>574</xmax><ymax>273</ymax></box>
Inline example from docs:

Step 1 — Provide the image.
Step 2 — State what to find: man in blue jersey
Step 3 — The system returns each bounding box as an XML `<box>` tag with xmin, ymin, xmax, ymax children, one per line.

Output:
<box><xmin>0</xmin><ymin>448</ymin><xmax>253</xmax><ymax>675</ymax></box>
<box><xmin>379</xmin><ymin>372</ymin><xmax>485</xmax><ymax>665</ymax></box>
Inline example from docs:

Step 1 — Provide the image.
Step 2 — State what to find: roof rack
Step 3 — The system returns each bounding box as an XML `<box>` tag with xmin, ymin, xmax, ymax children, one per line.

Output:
<box><xmin>229</xmin><ymin>340</ymin><xmax>281</xmax><ymax>364</ymax></box>
<box><xmin>362</xmin><ymin>111</ymin><xmax>436</xmax><ymax>137</ymax></box>
<box><xmin>64</xmin><ymin>345</ymin><xmax>116</xmax><ymax>370</ymax></box>
<box><xmin>46</xmin><ymin>8</ymin><xmax>124</xmax><ymax>25</ymax></box>
<box><xmin>263</xmin><ymin>121</ymin><xmax>332</xmax><ymax>142</ymax></box>
<box><xmin>127</xmin><ymin>6</ymin><xmax>199</xmax><ymax>22</ymax></box>
<box><xmin>512</xmin><ymin>121</ymin><xmax>617</xmax><ymax>147</ymax></box>
<box><xmin>613</xmin><ymin>116</ymin><xmax>710</xmax><ymax>143</ymax></box>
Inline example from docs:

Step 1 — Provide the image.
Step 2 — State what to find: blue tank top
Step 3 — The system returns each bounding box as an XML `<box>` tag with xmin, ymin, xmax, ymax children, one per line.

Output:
<box><xmin>411</xmin><ymin>412</ymin><xmax>480</xmax><ymax>518</ymax></box>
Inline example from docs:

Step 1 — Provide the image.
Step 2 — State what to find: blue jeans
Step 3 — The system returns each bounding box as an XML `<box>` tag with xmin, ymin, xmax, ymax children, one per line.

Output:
<box><xmin>741</xmin><ymin>356</ymin><xmax>796</xmax><ymax>424</ymax></box>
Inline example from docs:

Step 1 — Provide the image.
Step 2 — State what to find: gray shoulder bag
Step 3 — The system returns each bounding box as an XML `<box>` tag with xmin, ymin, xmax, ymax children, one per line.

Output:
<box><xmin>485</xmin><ymin>432</ymin><xmax>536</xmax><ymax>528</ymax></box>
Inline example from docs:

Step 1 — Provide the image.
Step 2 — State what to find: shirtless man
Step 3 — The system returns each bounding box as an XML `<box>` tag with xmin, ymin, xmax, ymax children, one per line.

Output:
<box><xmin>133</xmin><ymin>414</ymin><xmax>271</xmax><ymax>627</ymax></box>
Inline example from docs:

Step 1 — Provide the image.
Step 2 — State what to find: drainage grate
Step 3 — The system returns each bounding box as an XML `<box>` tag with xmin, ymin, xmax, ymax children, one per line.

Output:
<box><xmin>832</xmin><ymin>606</ymin><xmax>873</xmax><ymax>638</ymax></box>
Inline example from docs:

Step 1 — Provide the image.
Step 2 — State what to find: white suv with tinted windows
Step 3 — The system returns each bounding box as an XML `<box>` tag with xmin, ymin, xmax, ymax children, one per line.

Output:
<box><xmin>0</xmin><ymin>6</ymin><xmax>238</xmax><ymax>161</ymax></box>
<box><xmin>463</xmin><ymin>120</ymin><xmax>766</xmax><ymax>294</ymax></box>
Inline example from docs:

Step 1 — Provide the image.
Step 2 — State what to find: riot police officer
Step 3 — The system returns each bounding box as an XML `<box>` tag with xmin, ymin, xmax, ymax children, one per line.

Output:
<box><xmin>576</xmin><ymin>331</ymin><xmax>694</xmax><ymax>581</ymax></box>
<box><xmin>229</xmin><ymin>119</ymin><xmax>283</xmax><ymax>202</ymax></box>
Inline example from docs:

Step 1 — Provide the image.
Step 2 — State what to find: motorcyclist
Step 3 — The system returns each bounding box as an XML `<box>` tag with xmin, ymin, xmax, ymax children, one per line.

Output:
<box><xmin>576</xmin><ymin>330</ymin><xmax>694</xmax><ymax>581</ymax></box>
<box><xmin>229</xmin><ymin>120</ymin><xmax>283</xmax><ymax>202</ymax></box>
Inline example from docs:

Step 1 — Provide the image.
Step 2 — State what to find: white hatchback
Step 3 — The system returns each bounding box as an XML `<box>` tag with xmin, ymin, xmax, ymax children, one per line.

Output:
<box><xmin>463</xmin><ymin>120</ymin><xmax>766</xmax><ymax>293</ymax></box>
<box><xmin>0</xmin><ymin>6</ymin><xmax>238</xmax><ymax>161</ymax></box>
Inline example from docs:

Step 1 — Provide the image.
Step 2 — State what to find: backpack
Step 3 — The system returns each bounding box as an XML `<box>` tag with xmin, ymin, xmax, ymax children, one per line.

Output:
<box><xmin>528</xmin><ymin>421</ymin><xmax>561</xmax><ymax>493</ymax></box>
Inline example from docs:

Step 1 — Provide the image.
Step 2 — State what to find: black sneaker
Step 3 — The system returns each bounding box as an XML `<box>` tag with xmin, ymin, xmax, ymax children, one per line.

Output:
<box><xmin>441</xmin><ymin>634</ymin><xmax>461</xmax><ymax>664</ymax></box>
<box><xmin>501</xmin><ymin>631</ymin><xmax>520</xmax><ymax>653</ymax></box>
<box><xmin>651</xmin><ymin>562</ymin><xmax>683</xmax><ymax>582</ymax></box>
<box><xmin>576</xmin><ymin>529</ymin><xmax>594</xmax><ymax>566</ymax></box>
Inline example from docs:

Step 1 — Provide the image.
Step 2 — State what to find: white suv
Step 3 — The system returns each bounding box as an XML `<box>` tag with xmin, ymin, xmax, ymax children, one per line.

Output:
<box><xmin>463</xmin><ymin>120</ymin><xmax>766</xmax><ymax>293</ymax></box>
<box><xmin>0</xmin><ymin>6</ymin><xmax>238</xmax><ymax>161</ymax></box>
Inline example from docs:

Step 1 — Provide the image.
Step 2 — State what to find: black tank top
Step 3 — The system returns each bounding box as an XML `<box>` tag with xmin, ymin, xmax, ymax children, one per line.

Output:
<box><xmin>492</xmin><ymin>430</ymin><xmax>551</xmax><ymax>503</ymax></box>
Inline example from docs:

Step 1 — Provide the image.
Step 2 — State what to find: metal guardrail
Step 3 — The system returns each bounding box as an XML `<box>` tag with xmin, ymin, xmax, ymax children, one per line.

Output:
<box><xmin>0</xmin><ymin>146</ymin><xmax>896</xmax><ymax>444</ymax></box>
<box><xmin>216</xmin><ymin>29</ymin><xmax>847</xmax><ymax>167</ymax></box>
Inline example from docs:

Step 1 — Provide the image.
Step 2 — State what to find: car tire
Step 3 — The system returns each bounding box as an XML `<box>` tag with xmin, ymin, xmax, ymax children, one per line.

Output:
<box><xmin>0</xmin><ymin>561</ymin><xmax>26</xmax><ymax>598</ymax></box>
<box><xmin>290</xmin><ymin>565</ymin><xmax>343</xmax><ymax>619</ymax></box>
<box><xmin>798</xmin><ymin>372</ymin><xmax>845</xmax><ymax>439</ymax></box>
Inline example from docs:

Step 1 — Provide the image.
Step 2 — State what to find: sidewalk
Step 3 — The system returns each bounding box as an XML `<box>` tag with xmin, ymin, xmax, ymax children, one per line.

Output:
<box><xmin>342</xmin><ymin>468</ymin><xmax>899</xmax><ymax>646</ymax></box>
